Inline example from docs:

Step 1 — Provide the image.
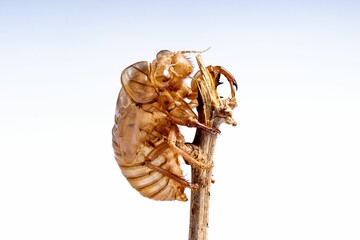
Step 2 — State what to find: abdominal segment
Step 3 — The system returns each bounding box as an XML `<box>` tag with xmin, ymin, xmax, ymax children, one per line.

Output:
<box><xmin>117</xmin><ymin>144</ymin><xmax>187</xmax><ymax>201</ymax></box>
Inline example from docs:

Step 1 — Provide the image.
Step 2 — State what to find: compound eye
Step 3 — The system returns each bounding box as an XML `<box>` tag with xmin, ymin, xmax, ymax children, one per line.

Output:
<box><xmin>156</xmin><ymin>50</ymin><xmax>172</xmax><ymax>59</ymax></box>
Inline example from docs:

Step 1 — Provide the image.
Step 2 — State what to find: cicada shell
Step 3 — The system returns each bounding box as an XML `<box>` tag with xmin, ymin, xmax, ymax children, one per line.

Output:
<box><xmin>112</xmin><ymin>50</ymin><xmax>237</xmax><ymax>201</ymax></box>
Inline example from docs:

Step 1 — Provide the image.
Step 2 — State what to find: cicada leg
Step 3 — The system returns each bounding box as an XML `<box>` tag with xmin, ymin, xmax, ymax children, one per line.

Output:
<box><xmin>158</xmin><ymin>90</ymin><xmax>220</xmax><ymax>134</ymax></box>
<box><xmin>186</xmin><ymin>117</ymin><xmax>220</xmax><ymax>135</ymax></box>
<box><xmin>208</xmin><ymin>65</ymin><xmax>238</xmax><ymax>98</ymax></box>
<box><xmin>191</xmin><ymin>65</ymin><xmax>238</xmax><ymax>99</ymax></box>
<box><xmin>167</xmin><ymin>127</ymin><xmax>214</xmax><ymax>170</ymax></box>
<box><xmin>144</xmin><ymin>142</ymin><xmax>198</xmax><ymax>190</ymax></box>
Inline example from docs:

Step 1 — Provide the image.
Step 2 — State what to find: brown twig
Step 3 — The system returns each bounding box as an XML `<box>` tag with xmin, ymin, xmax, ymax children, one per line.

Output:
<box><xmin>188</xmin><ymin>55</ymin><xmax>237</xmax><ymax>240</ymax></box>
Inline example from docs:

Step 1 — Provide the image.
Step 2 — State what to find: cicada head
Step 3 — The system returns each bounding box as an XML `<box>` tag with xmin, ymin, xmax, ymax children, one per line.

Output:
<box><xmin>152</xmin><ymin>50</ymin><xmax>193</xmax><ymax>89</ymax></box>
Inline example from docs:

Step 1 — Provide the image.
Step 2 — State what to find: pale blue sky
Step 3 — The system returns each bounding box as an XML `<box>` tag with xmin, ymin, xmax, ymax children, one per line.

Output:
<box><xmin>1</xmin><ymin>1</ymin><xmax>359</xmax><ymax>239</ymax></box>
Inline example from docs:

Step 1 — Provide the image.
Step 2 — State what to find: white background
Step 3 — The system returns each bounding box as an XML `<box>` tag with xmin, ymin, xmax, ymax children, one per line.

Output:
<box><xmin>1</xmin><ymin>1</ymin><xmax>359</xmax><ymax>239</ymax></box>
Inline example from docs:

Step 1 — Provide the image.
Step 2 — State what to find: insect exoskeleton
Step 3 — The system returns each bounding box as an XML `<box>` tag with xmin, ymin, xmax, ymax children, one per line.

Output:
<box><xmin>112</xmin><ymin>50</ymin><xmax>237</xmax><ymax>201</ymax></box>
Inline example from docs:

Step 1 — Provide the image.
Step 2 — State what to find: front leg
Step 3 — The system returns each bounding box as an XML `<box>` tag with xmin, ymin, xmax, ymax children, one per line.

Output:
<box><xmin>158</xmin><ymin>91</ymin><xmax>220</xmax><ymax>134</ymax></box>
<box><xmin>167</xmin><ymin>126</ymin><xmax>213</xmax><ymax>170</ymax></box>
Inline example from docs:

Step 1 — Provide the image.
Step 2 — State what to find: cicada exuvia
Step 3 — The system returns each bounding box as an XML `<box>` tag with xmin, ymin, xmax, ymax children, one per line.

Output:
<box><xmin>112</xmin><ymin>50</ymin><xmax>237</xmax><ymax>201</ymax></box>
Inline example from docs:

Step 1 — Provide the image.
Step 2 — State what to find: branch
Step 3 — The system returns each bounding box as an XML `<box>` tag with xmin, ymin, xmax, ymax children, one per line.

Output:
<box><xmin>188</xmin><ymin>55</ymin><xmax>237</xmax><ymax>240</ymax></box>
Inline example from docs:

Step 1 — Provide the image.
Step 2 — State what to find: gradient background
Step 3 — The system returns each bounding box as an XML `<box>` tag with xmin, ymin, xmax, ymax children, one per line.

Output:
<box><xmin>1</xmin><ymin>0</ymin><xmax>359</xmax><ymax>239</ymax></box>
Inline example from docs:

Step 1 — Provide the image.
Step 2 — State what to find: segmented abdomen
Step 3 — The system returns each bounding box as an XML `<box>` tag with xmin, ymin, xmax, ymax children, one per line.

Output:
<box><xmin>112</xmin><ymin>89</ymin><xmax>187</xmax><ymax>201</ymax></box>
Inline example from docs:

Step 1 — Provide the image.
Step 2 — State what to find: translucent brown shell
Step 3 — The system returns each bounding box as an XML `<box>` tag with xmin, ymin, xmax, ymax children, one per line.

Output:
<box><xmin>121</xmin><ymin>61</ymin><xmax>158</xmax><ymax>104</ymax></box>
<box><xmin>112</xmin><ymin>51</ymin><xmax>238</xmax><ymax>201</ymax></box>
<box><xmin>112</xmin><ymin>88</ymin><xmax>188</xmax><ymax>201</ymax></box>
